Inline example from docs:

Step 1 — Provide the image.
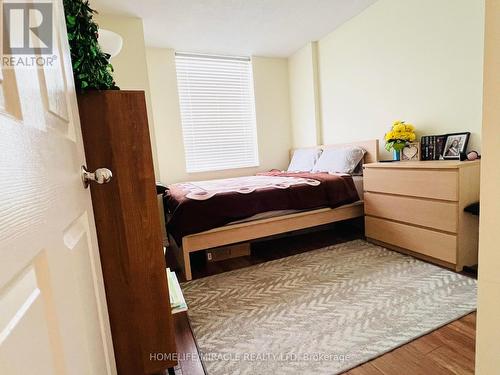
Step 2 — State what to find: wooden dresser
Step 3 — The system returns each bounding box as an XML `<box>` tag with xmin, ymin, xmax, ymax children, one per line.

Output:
<box><xmin>363</xmin><ymin>160</ymin><xmax>480</xmax><ymax>271</ymax></box>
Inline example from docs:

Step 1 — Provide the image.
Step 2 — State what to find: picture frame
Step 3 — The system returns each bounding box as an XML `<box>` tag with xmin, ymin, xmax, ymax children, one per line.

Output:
<box><xmin>401</xmin><ymin>142</ymin><xmax>420</xmax><ymax>161</ymax></box>
<box><xmin>443</xmin><ymin>132</ymin><xmax>470</xmax><ymax>159</ymax></box>
<box><xmin>435</xmin><ymin>135</ymin><xmax>447</xmax><ymax>160</ymax></box>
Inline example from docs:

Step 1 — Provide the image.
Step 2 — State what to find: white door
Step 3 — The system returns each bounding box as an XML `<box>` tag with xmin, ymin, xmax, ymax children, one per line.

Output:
<box><xmin>0</xmin><ymin>0</ymin><xmax>116</xmax><ymax>374</ymax></box>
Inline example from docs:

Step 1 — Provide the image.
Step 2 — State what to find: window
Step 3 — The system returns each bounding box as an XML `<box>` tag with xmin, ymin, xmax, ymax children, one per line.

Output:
<box><xmin>175</xmin><ymin>52</ymin><xmax>259</xmax><ymax>173</ymax></box>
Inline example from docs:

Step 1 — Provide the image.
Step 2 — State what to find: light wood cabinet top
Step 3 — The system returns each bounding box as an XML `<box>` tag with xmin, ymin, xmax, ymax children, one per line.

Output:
<box><xmin>364</xmin><ymin>160</ymin><xmax>480</xmax><ymax>169</ymax></box>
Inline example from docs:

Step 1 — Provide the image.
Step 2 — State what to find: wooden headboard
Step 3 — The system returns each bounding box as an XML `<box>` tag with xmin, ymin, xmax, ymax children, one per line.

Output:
<box><xmin>290</xmin><ymin>139</ymin><xmax>379</xmax><ymax>164</ymax></box>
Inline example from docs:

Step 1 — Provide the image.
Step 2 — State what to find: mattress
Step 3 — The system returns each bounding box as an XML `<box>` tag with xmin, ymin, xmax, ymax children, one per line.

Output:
<box><xmin>226</xmin><ymin>176</ymin><xmax>364</xmax><ymax>225</ymax></box>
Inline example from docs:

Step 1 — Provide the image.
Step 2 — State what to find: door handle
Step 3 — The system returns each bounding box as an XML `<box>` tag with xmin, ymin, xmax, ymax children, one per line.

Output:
<box><xmin>81</xmin><ymin>165</ymin><xmax>113</xmax><ymax>189</ymax></box>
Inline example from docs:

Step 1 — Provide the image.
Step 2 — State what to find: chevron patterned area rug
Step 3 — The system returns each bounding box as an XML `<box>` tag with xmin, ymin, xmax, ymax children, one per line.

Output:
<box><xmin>181</xmin><ymin>239</ymin><xmax>477</xmax><ymax>375</ymax></box>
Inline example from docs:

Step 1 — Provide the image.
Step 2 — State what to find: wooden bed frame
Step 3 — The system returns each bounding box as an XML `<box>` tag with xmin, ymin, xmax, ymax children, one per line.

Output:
<box><xmin>169</xmin><ymin>139</ymin><xmax>379</xmax><ymax>281</ymax></box>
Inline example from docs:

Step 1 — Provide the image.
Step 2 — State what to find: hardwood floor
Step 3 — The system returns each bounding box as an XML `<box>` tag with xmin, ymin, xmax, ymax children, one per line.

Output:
<box><xmin>345</xmin><ymin>313</ymin><xmax>476</xmax><ymax>375</ymax></box>
<box><xmin>168</xmin><ymin>219</ymin><xmax>476</xmax><ymax>375</ymax></box>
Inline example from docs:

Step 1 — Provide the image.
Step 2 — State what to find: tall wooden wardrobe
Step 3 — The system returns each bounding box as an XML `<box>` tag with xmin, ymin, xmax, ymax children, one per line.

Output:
<box><xmin>77</xmin><ymin>90</ymin><xmax>176</xmax><ymax>374</ymax></box>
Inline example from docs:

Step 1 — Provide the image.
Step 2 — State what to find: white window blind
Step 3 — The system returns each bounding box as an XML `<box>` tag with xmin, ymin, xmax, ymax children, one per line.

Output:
<box><xmin>175</xmin><ymin>52</ymin><xmax>259</xmax><ymax>173</ymax></box>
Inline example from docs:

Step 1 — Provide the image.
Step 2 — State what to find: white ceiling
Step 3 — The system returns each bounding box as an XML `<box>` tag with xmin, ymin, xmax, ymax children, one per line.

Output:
<box><xmin>91</xmin><ymin>0</ymin><xmax>377</xmax><ymax>57</ymax></box>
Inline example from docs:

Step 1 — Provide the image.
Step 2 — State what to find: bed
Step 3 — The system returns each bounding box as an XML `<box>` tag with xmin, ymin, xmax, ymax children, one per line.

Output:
<box><xmin>166</xmin><ymin>139</ymin><xmax>379</xmax><ymax>280</ymax></box>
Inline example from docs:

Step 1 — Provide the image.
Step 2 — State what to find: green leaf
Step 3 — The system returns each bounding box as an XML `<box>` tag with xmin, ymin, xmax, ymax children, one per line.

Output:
<box><xmin>63</xmin><ymin>0</ymin><xmax>117</xmax><ymax>91</ymax></box>
<box><xmin>66</xmin><ymin>15</ymin><xmax>76</xmax><ymax>27</ymax></box>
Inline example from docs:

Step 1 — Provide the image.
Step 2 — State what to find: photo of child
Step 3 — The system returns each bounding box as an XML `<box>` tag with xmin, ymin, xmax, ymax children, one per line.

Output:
<box><xmin>443</xmin><ymin>133</ymin><xmax>470</xmax><ymax>159</ymax></box>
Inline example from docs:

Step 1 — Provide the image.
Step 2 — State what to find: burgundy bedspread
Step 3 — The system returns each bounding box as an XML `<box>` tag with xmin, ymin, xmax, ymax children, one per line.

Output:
<box><xmin>164</xmin><ymin>171</ymin><xmax>359</xmax><ymax>245</ymax></box>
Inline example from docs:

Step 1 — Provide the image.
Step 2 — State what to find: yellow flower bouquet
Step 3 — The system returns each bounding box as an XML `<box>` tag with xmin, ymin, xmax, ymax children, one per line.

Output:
<box><xmin>385</xmin><ymin>121</ymin><xmax>416</xmax><ymax>153</ymax></box>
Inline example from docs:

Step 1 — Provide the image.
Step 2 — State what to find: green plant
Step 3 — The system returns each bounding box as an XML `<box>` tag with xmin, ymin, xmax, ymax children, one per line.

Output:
<box><xmin>63</xmin><ymin>0</ymin><xmax>118</xmax><ymax>90</ymax></box>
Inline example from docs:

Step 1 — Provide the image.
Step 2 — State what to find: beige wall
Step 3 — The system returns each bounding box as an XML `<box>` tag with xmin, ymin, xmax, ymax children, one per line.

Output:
<box><xmin>289</xmin><ymin>0</ymin><xmax>484</xmax><ymax>158</ymax></box>
<box><xmin>288</xmin><ymin>42</ymin><xmax>322</xmax><ymax>147</ymax></box>
<box><xmin>146</xmin><ymin>49</ymin><xmax>292</xmax><ymax>183</ymax></box>
<box><xmin>475</xmin><ymin>0</ymin><xmax>500</xmax><ymax>373</ymax></box>
<box><xmin>94</xmin><ymin>14</ymin><xmax>160</xmax><ymax>175</ymax></box>
<box><xmin>145</xmin><ymin>48</ymin><xmax>185</xmax><ymax>184</ymax></box>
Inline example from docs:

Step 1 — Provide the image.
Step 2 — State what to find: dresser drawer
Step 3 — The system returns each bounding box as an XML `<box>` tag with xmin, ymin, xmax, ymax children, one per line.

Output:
<box><xmin>365</xmin><ymin>216</ymin><xmax>457</xmax><ymax>264</ymax></box>
<box><xmin>364</xmin><ymin>168</ymin><xmax>458</xmax><ymax>201</ymax></box>
<box><xmin>364</xmin><ymin>192</ymin><xmax>458</xmax><ymax>233</ymax></box>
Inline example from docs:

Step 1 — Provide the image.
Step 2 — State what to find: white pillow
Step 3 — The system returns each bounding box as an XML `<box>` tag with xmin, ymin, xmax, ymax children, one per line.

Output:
<box><xmin>312</xmin><ymin>146</ymin><xmax>366</xmax><ymax>174</ymax></box>
<box><xmin>287</xmin><ymin>148</ymin><xmax>322</xmax><ymax>172</ymax></box>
